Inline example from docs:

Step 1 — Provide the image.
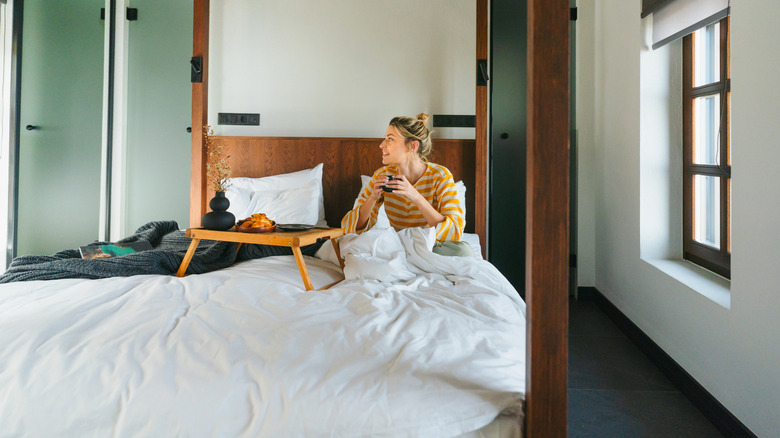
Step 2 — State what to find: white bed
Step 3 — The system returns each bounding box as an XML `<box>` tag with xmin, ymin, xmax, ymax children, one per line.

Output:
<box><xmin>0</xmin><ymin>226</ymin><xmax>525</xmax><ymax>437</ymax></box>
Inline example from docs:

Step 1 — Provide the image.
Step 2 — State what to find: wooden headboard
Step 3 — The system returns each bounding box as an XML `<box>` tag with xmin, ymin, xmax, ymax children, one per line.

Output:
<box><xmin>192</xmin><ymin>136</ymin><xmax>480</xmax><ymax>236</ymax></box>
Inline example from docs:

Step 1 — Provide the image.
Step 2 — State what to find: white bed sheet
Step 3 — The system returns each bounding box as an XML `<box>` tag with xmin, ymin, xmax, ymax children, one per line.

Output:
<box><xmin>454</xmin><ymin>409</ymin><xmax>523</xmax><ymax>438</ymax></box>
<box><xmin>0</xmin><ymin>235</ymin><xmax>525</xmax><ymax>437</ymax></box>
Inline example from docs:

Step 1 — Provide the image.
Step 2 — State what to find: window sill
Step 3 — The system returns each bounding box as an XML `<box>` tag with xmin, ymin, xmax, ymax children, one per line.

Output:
<box><xmin>642</xmin><ymin>258</ymin><xmax>731</xmax><ymax>309</ymax></box>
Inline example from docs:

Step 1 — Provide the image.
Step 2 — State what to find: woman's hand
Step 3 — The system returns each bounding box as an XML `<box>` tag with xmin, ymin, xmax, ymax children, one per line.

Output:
<box><xmin>384</xmin><ymin>174</ymin><xmax>422</xmax><ymax>203</ymax></box>
<box><xmin>369</xmin><ymin>175</ymin><xmax>388</xmax><ymax>201</ymax></box>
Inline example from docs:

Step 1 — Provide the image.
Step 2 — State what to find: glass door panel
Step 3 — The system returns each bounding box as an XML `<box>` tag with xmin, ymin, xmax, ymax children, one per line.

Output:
<box><xmin>693</xmin><ymin>94</ymin><xmax>720</xmax><ymax>165</ymax></box>
<box><xmin>17</xmin><ymin>0</ymin><xmax>105</xmax><ymax>256</ymax></box>
<box><xmin>693</xmin><ymin>23</ymin><xmax>720</xmax><ymax>87</ymax></box>
<box><xmin>124</xmin><ymin>0</ymin><xmax>193</xmax><ymax>234</ymax></box>
<box><xmin>693</xmin><ymin>174</ymin><xmax>720</xmax><ymax>249</ymax></box>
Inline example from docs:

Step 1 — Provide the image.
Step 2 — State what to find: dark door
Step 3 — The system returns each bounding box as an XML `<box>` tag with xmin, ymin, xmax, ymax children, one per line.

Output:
<box><xmin>489</xmin><ymin>0</ymin><xmax>527</xmax><ymax>296</ymax></box>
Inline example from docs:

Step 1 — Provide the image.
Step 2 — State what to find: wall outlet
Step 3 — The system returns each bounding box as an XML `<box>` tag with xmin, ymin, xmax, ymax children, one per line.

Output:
<box><xmin>218</xmin><ymin>113</ymin><xmax>260</xmax><ymax>126</ymax></box>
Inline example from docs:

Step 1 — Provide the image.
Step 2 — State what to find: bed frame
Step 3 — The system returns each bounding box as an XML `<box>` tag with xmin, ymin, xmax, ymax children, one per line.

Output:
<box><xmin>188</xmin><ymin>1</ymin><xmax>569</xmax><ymax>436</ymax></box>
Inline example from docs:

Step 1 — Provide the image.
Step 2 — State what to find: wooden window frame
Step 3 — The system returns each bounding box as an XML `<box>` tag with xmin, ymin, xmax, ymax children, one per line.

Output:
<box><xmin>682</xmin><ymin>17</ymin><xmax>730</xmax><ymax>279</ymax></box>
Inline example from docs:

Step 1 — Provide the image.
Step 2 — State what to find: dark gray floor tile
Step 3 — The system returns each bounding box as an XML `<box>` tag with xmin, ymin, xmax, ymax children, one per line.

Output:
<box><xmin>568</xmin><ymin>389</ymin><xmax>723</xmax><ymax>438</ymax></box>
<box><xmin>569</xmin><ymin>332</ymin><xmax>676</xmax><ymax>391</ymax></box>
<box><xmin>569</xmin><ymin>299</ymin><xmax>625</xmax><ymax>338</ymax></box>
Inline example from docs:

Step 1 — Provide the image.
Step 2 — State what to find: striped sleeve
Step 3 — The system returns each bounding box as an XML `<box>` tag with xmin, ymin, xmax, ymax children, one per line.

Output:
<box><xmin>341</xmin><ymin>176</ymin><xmax>383</xmax><ymax>234</ymax></box>
<box><xmin>433</xmin><ymin>171</ymin><xmax>465</xmax><ymax>242</ymax></box>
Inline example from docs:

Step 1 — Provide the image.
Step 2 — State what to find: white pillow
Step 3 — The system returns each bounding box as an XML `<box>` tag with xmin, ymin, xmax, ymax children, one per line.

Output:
<box><xmin>226</xmin><ymin>164</ymin><xmax>327</xmax><ymax>226</ymax></box>
<box><xmin>461</xmin><ymin>233</ymin><xmax>484</xmax><ymax>260</ymax></box>
<box><xmin>454</xmin><ymin>180</ymin><xmax>467</xmax><ymax>219</ymax></box>
<box><xmin>339</xmin><ymin>228</ymin><xmax>415</xmax><ymax>283</ymax></box>
<box><xmin>353</xmin><ymin>175</ymin><xmax>467</xmax><ymax>228</ymax></box>
<box><xmin>241</xmin><ymin>180</ymin><xmax>320</xmax><ymax>225</ymax></box>
<box><xmin>225</xmin><ymin>187</ymin><xmax>251</xmax><ymax>219</ymax></box>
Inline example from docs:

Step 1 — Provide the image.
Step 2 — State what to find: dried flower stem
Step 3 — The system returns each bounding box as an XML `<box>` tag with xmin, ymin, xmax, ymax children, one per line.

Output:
<box><xmin>204</xmin><ymin>125</ymin><xmax>232</xmax><ymax>192</ymax></box>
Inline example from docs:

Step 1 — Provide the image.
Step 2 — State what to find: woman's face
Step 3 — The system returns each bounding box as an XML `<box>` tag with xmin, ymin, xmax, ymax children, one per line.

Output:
<box><xmin>380</xmin><ymin>125</ymin><xmax>415</xmax><ymax>165</ymax></box>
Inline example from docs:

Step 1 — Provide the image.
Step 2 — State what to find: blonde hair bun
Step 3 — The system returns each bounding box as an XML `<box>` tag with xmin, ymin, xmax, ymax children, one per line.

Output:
<box><xmin>416</xmin><ymin>113</ymin><xmax>430</xmax><ymax>126</ymax></box>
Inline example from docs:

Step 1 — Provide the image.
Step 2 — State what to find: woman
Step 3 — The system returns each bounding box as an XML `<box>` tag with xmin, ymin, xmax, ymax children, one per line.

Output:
<box><xmin>341</xmin><ymin>113</ymin><xmax>472</xmax><ymax>256</ymax></box>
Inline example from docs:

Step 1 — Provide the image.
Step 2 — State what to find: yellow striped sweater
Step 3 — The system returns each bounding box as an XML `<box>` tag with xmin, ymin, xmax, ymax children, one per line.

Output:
<box><xmin>341</xmin><ymin>163</ymin><xmax>464</xmax><ymax>242</ymax></box>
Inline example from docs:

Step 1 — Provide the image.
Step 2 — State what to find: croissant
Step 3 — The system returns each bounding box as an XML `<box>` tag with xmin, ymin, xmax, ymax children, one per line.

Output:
<box><xmin>239</xmin><ymin>213</ymin><xmax>275</xmax><ymax>228</ymax></box>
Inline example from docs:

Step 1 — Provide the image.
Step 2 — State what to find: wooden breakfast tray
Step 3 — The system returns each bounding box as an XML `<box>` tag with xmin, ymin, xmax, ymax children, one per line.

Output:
<box><xmin>176</xmin><ymin>227</ymin><xmax>345</xmax><ymax>291</ymax></box>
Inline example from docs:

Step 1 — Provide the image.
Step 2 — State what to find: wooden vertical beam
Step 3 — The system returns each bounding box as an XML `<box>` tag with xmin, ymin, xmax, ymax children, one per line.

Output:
<box><xmin>475</xmin><ymin>0</ymin><xmax>488</xmax><ymax>257</ymax></box>
<box><xmin>525</xmin><ymin>0</ymin><xmax>569</xmax><ymax>436</ymax></box>
<box><xmin>190</xmin><ymin>0</ymin><xmax>209</xmax><ymax>227</ymax></box>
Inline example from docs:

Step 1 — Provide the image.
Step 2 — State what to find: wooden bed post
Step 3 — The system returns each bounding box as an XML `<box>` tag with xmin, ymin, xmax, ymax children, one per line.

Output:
<box><xmin>190</xmin><ymin>0</ymin><xmax>209</xmax><ymax>228</ymax></box>
<box><xmin>475</xmin><ymin>0</ymin><xmax>488</xmax><ymax>257</ymax></box>
<box><xmin>524</xmin><ymin>0</ymin><xmax>569</xmax><ymax>436</ymax></box>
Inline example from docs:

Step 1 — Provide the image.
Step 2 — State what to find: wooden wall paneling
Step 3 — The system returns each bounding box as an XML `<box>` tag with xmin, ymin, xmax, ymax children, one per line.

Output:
<box><xmin>190</xmin><ymin>0</ymin><xmax>209</xmax><ymax>227</ymax></box>
<box><xmin>476</xmin><ymin>0</ymin><xmax>488</xmax><ymax>257</ymax></box>
<box><xmin>524</xmin><ymin>0</ymin><xmax>569</xmax><ymax>436</ymax></box>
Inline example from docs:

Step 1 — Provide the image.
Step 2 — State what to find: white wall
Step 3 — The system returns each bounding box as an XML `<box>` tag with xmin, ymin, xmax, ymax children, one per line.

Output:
<box><xmin>578</xmin><ymin>0</ymin><xmax>780</xmax><ymax>434</ymax></box>
<box><xmin>208</xmin><ymin>0</ymin><xmax>476</xmax><ymax>139</ymax></box>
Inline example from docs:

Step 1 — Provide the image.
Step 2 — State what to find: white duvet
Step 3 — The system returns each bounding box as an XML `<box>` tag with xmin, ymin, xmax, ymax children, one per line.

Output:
<box><xmin>0</xmin><ymin>228</ymin><xmax>525</xmax><ymax>438</ymax></box>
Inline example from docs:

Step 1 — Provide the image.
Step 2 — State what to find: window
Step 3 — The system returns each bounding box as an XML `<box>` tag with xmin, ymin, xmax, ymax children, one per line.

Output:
<box><xmin>683</xmin><ymin>17</ymin><xmax>730</xmax><ymax>278</ymax></box>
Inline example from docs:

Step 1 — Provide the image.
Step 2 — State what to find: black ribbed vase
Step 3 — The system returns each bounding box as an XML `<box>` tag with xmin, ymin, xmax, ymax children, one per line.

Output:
<box><xmin>202</xmin><ymin>191</ymin><xmax>236</xmax><ymax>231</ymax></box>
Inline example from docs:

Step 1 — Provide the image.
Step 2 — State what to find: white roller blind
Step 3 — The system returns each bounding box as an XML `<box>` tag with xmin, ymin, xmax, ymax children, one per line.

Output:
<box><xmin>651</xmin><ymin>0</ymin><xmax>729</xmax><ymax>49</ymax></box>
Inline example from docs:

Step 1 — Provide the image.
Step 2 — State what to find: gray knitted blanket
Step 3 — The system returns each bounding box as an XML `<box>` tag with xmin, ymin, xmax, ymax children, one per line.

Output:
<box><xmin>0</xmin><ymin>221</ymin><xmax>323</xmax><ymax>283</ymax></box>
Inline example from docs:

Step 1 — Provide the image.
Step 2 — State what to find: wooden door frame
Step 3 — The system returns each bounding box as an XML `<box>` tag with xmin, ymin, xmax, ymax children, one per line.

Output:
<box><xmin>475</xmin><ymin>0</ymin><xmax>488</xmax><ymax>255</ymax></box>
<box><xmin>189</xmin><ymin>1</ymin><xmax>569</xmax><ymax>435</ymax></box>
<box><xmin>189</xmin><ymin>0</ymin><xmax>209</xmax><ymax>227</ymax></box>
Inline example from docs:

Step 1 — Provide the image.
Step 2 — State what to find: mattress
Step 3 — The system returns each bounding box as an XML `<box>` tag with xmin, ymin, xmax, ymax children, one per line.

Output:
<box><xmin>0</xmin><ymin>228</ymin><xmax>525</xmax><ymax>437</ymax></box>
